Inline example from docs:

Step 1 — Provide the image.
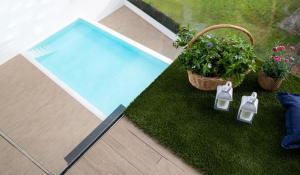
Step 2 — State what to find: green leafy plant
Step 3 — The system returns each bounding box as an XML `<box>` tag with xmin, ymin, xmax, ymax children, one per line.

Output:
<box><xmin>174</xmin><ymin>26</ymin><xmax>257</xmax><ymax>85</ymax></box>
<box><xmin>262</xmin><ymin>45</ymin><xmax>294</xmax><ymax>79</ymax></box>
<box><xmin>173</xmin><ymin>26</ymin><xmax>195</xmax><ymax>48</ymax></box>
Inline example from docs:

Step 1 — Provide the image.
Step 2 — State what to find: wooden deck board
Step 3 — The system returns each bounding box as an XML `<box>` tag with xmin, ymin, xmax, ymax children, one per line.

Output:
<box><xmin>148</xmin><ymin>157</ymin><xmax>186</xmax><ymax>175</ymax></box>
<box><xmin>116</xmin><ymin>118</ymin><xmax>200</xmax><ymax>175</ymax></box>
<box><xmin>68</xmin><ymin>117</ymin><xmax>200</xmax><ymax>175</ymax></box>
<box><xmin>66</xmin><ymin>138</ymin><xmax>142</xmax><ymax>175</ymax></box>
<box><xmin>103</xmin><ymin>128</ymin><xmax>161</xmax><ymax>173</ymax></box>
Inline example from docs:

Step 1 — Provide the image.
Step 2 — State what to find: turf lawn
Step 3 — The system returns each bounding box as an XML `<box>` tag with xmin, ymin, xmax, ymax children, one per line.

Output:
<box><xmin>126</xmin><ymin>60</ymin><xmax>300</xmax><ymax>175</ymax></box>
<box><xmin>126</xmin><ymin>1</ymin><xmax>300</xmax><ymax>175</ymax></box>
<box><xmin>145</xmin><ymin>0</ymin><xmax>300</xmax><ymax>59</ymax></box>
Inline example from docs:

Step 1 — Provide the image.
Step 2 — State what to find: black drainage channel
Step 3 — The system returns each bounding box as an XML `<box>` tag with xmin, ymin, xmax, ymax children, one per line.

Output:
<box><xmin>128</xmin><ymin>0</ymin><xmax>180</xmax><ymax>33</ymax></box>
<box><xmin>60</xmin><ymin>105</ymin><xmax>126</xmax><ymax>175</ymax></box>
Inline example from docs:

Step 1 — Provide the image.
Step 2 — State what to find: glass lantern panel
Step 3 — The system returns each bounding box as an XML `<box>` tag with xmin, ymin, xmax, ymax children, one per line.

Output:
<box><xmin>239</xmin><ymin>110</ymin><xmax>254</xmax><ymax>122</ymax></box>
<box><xmin>216</xmin><ymin>99</ymin><xmax>230</xmax><ymax>110</ymax></box>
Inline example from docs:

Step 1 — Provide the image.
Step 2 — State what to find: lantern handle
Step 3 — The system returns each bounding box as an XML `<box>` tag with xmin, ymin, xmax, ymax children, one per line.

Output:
<box><xmin>249</xmin><ymin>92</ymin><xmax>257</xmax><ymax>103</ymax></box>
<box><xmin>226</xmin><ymin>81</ymin><xmax>232</xmax><ymax>88</ymax></box>
<box><xmin>221</xmin><ymin>81</ymin><xmax>232</xmax><ymax>92</ymax></box>
<box><xmin>251</xmin><ymin>92</ymin><xmax>257</xmax><ymax>98</ymax></box>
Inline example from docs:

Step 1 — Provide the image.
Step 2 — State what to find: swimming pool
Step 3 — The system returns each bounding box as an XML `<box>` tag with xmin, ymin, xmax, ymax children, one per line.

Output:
<box><xmin>26</xmin><ymin>18</ymin><xmax>170</xmax><ymax>119</ymax></box>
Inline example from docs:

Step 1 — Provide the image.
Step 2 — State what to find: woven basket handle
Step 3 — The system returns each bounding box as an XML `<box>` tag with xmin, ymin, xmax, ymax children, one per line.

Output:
<box><xmin>187</xmin><ymin>24</ymin><xmax>254</xmax><ymax>48</ymax></box>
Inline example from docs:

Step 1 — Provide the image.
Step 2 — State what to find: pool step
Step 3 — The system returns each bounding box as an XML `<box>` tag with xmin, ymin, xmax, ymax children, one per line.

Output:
<box><xmin>27</xmin><ymin>46</ymin><xmax>54</xmax><ymax>58</ymax></box>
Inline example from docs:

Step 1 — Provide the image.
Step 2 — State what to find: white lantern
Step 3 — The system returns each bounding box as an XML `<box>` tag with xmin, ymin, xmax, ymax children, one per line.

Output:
<box><xmin>214</xmin><ymin>81</ymin><xmax>233</xmax><ymax>111</ymax></box>
<box><xmin>237</xmin><ymin>92</ymin><xmax>258</xmax><ymax>124</ymax></box>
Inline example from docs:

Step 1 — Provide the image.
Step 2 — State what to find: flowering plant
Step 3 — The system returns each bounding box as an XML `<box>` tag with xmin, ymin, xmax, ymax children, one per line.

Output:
<box><xmin>262</xmin><ymin>45</ymin><xmax>293</xmax><ymax>79</ymax></box>
<box><xmin>174</xmin><ymin>26</ymin><xmax>257</xmax><ymax>85</ymax></box>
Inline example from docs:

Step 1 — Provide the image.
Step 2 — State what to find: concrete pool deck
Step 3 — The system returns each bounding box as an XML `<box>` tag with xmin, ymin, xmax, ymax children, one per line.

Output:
<box><xmin>0</xmin><ymin>6</ymin><xmax>198</xmax><ymax>175</ymax></box>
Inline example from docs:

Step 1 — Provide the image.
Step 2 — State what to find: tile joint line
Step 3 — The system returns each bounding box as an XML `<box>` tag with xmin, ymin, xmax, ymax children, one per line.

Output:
<box><xmin>0</xmin><ymin>129</ymin><xmax>52</xmax><ymax>175</ymax></box>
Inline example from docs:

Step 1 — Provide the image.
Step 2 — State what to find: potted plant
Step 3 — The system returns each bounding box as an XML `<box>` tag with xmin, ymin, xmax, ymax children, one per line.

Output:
<box><xmin>174</xmin><ymin>24</ymin><xmax>257</xmax><ymax>91</ymax></box>
<box><xmin>258</xmin><ymin>45</ymin><xmax>293</xmax><ymax>91</ymax></box>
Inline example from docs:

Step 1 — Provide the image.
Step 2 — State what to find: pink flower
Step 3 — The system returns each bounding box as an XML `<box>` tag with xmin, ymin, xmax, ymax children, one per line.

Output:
<box><xmin>285</xmin><ymin>59</ymin><xmax>289</xmax><ymax>63</ymax></box>
<box><xmin>273</xmin><ymin>45</ymin><xmax>286</xmax><ymax>52</ymax></box>
<box><xmin>280</xmin><ymin>45</ymin><xmax>286</xmax><ymax>51</ymax></box>
<box><xmin>277</xmin><ymin>45</ymin><xmax>286</xmax><ymax>51</ymax></box>
<box><xmin>272</xmin><ymin>56</ymin><xmax>281</xmax><ymax>62</ymax></box>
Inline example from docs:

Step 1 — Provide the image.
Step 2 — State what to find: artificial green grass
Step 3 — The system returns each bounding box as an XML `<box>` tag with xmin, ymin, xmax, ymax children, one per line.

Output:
<box><xmin>126</xmin><ymin>1</ymin><xmax>300</xmax><ymax>174</ymax></box>
<box><xmin>145</xmin><ymin>0</ymin><xmax>300</xmax><ymax>59</ymax></box>
<box><xmin>125</xmin><ymin>60</ymin><xmax>300</xmax><ymax>175</ymax></box>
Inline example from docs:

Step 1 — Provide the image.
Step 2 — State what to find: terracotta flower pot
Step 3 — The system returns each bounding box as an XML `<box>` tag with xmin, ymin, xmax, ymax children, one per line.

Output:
<box><xmin>291</xmin><ymin>64</ymin><xmax>300</xmax><ymax>77</ymax></box>
<box><xmin>258</xmin><ymin>71</ymin><xmax>283</xmax><ymax>91</ymax></box>
<box><xmin>187</xmin><ymin>71</ymin><xmax>227</xmax><ymax>91</ymax></box>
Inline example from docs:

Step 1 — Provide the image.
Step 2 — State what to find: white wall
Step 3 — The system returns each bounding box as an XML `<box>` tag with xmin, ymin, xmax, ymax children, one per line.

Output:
<box><xmin>71</xmin><ymin>0</ymin><xmax>124</xmax><ymax>20</ymax></box>
<box><xmin>0</xmin><ymin>0</ymin><xmax>124</xmax><ymax>65</ymax></box>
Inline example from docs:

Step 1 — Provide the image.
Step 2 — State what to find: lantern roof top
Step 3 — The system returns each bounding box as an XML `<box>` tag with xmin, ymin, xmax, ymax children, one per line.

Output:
<box><xmin>216</xmin><ymin>81</ymin><xmax>233</xmax><ymax>101</ymax></box>
<box><xmin>240</xmin><ymin>92</ymin><xmax>258</xmax><ymax>113</ymax></box>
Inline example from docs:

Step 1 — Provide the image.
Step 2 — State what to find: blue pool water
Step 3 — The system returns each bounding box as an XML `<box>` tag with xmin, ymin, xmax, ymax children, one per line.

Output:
<box><xmin>30</xmin><ymin>19</ymin><xmax>168</xmax><ymax>116</ymax></box>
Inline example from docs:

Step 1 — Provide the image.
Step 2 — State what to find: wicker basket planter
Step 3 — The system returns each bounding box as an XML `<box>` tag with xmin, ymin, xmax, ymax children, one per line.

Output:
<box><xmin>258</xmin><ymin>71</ymin><xmax>283</xmax><ymax>91</ymax></box>
<box><xmin>187</xmin><ymin>71</ymin><xmax>227</xmax><ymax>91</ymax></box>
<box><xmin>185</xmin><ymin>24</ymin><xmax>254</xmax><ymax>91</ymax></box>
